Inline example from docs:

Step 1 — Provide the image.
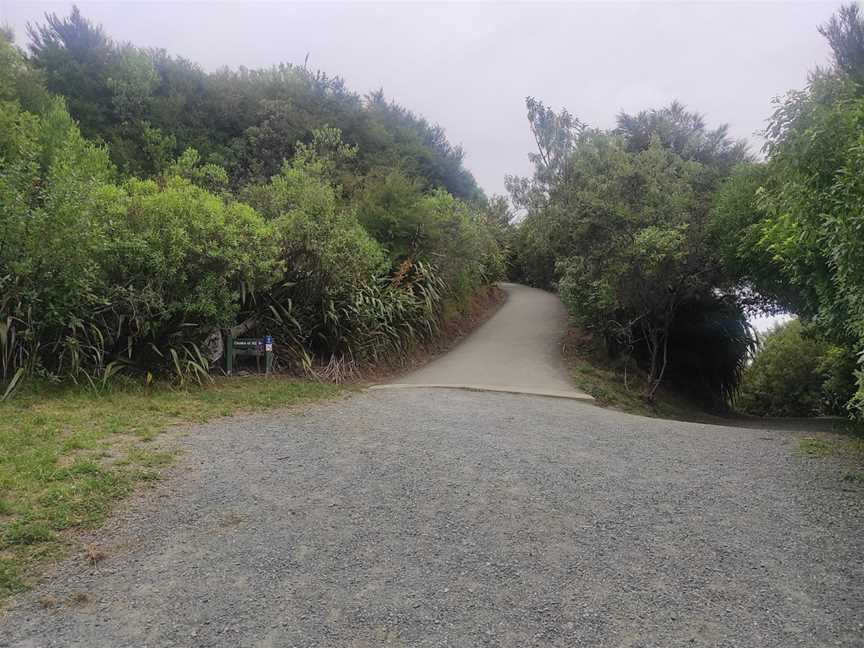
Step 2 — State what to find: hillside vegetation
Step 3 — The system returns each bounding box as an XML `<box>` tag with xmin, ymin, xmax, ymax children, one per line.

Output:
<box><xmin>3</xmin><ymin>3</ymin><xmax>864</xmax><ymax>421</ymax></box>
<box><xmin>0</xmin><ymin>9</ymin><xmax>508</xmax><ymax>396</ymax></box>
<box><xmin>0</xmin><ymin>8</ymin><xmax>511</xmax><ymax>598</ymax></box>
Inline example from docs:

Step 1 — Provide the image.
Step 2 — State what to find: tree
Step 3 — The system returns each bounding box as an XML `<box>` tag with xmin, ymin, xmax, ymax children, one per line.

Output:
<box><xmin>0</xmin><ymin>28</ymin><xmax>51</xmax><ymax>112</ymax></box>
<box><xmin>711</xmin><ymin>3</ymin><xmax>864</xmax><ymax>418</ymax></box>
<box><xmin>616</xmin><ymin>101</ymin><xmax>750</xmax><ymax>171</ymax></box>
<box><xmin>24</xmin><ymin>8</ymin><xmax>485</xmax><ymax>200</ymax></box>
<box><xmin>737</xmin><ymin>320</ymin><xmax>857</xmax><ymax>417</ymax></box>
<box><xmin>509</xmin><ymin>98</ymin><xmax>753</xmax><ymax>405</ymax></box>
<box><xmin>26</xmin><ymin>5</ymin><xmax>115</xmax><ymax>137</ymax></box>
<box><xmin>819</xmin><ymin>3</ymin><xmax>864</xmax><ymax>85</ymax></box>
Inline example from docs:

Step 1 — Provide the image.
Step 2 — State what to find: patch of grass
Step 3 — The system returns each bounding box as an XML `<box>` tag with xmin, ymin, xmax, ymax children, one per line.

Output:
<box><xmin>119</xmin><ymin>448</ymin><xmax>177</xmax><ymax>469</ymax></box>
<box><xmin>797</xmin><ymin>434</ymin><xmax>864</xmax><ymax>485</ymax></box>
<box><xmin>797</xmin><ymin>437</ymin><xmax>834</xmax><ymax>457</ymax></box>
<box><xmin>563</xmin><ymin>330</ymin><xmax>707</xmax><ymax>421</ymax></box>
<box><xmin>797</xmin><ymin>434</ymin><xmax>864</xmax><ymax>460</ymax></box>
<box><xmin>842</xmin><ymin>470</ymin><xmax>864</xmax><ymax>484</ymax></box>
<box><xmin>4</xmin><ymin>521</ymin><xmax>54</xmax><ymax>545</ymax></box>
<box><xmin>0</xmin><ymin>376</ymin><xmax>340</xmax><ymax>602</ymax></box>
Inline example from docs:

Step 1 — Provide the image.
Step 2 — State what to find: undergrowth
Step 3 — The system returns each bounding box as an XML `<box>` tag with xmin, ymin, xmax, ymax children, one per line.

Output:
<box><xmin>562</xmin><ymin>329</ymin><xmax>709</xmax><ymax>421</ymax></box>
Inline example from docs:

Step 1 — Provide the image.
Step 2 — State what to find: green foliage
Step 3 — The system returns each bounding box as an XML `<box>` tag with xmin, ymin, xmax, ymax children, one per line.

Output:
<box><xmin>712</xmin><ymin>3</ymin><xmax>864</xmax><ymax>419</ymax></box>
<box><xmin>240</xmin><ymin>139</ymin><xmax>491</xmax><ymax>367</ymax></box>
<box><xmin>108</xmin><ymin>176</ymin><xmax>278</xmax><ymax>327</ymax></box>
<box><xmin>355</xmin><ymin>169</ymin><xmax>505</xmax><ymax>300</ymax></box>
<box><xmin>710</xmin><ymin>163</ymin><xmax>793</xmax><ymax>311</ymax></box>
<box><xmin>322</xmin><ymin>260</ymin><xmax>448</xmax><ymax>370</ymax></box>
<box><xmin>410</xmin><ymin>189</ymin><xmax>504</xmax><ymax>299</ymax></box>
<box><xmin>511</xmin><ymin>99</ymin><xmax>753</xmax><ymax>406</ymax></box>
<box><xmin>615</xmin><ymin>101</ymin><xmax>750</xmax><ymax>172</ymax></box>
<box><xmin>737</xmin><ymin>320</ymin><xmax>857</xmax><ymax>417</ymax></box>
<box><xmin>0</xmin><ymin>29</ymin><xmax>51</xmax><ymax>113</ymax></box>
<box><xmin>1</xmin><ymin>28</ymin><xmax>505</xmax><ymax>396</ymax></box>
<box><xmin>24</xmin><ymin>8</ymin><xmax>483</xmax><ymax>200</ymax></box>
<box><xmin>819</xmin><ymin>3</ymin><xmax>864</xmax><ymax>85</ymax></box>
<box><xmin>356</xmin><ymin>169</ymin><xmax>426</xmax><ymax>259</ymax></box>
<box><xmin>242</xmin><ymin>147</ymin><xmax>388</xmax><ymax>360</ymax></box>
<box><xmin>0</xmin><ymin>96</ymin><xmax>277</xmax><ymax>385</ymax></box>
<box><xmin>165</xmin><ymin>147</ymin><xmax>229</xmax><ymax>194</ymax></box>
<box><xmin>736</xmin><ymin>320</ymin><xmax>825</xmax><ymax>416</ymax></box>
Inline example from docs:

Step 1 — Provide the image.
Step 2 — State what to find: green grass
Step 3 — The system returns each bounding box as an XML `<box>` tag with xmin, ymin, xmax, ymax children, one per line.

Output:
<box><xmin>797</xmin><ymin>434</ymin><xmax>864</xmax><ymax>460</ymax></box>
<box><xmin>842</xmin><ymin>470</ymin><xmax>864</xmax><ymax>483</ymax></box>
<box><xmin>0</xmin><ymin>376</ymin><xmax>340</xmax><ymax>601</ymax></box>
<box><xmin>563</xmin><ymin>335</ymin><xmax>707</xmax><ymax>421</ymax></box>
<box><xmin>797</xmin><ymin>433</ymin><xmax>864</xmax><ymax>484</ymax></box>
<box><xmin>797</xmin><ymin>436</ymin><xmax>835</xmax><ymax>457</ymax></box>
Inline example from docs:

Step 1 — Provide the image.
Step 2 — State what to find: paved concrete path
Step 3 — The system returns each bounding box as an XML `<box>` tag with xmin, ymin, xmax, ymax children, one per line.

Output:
<box><xmin>373</xmin><ymin>283</ymin><xmax>592</xmax><ymax>401</ymax></box>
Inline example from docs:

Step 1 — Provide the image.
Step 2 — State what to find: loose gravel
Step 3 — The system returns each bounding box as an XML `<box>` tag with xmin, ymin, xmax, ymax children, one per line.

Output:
<box><xmin>2</xmin><ymin>388</ymin><xmax>862</xmax><ymax>647</ymax></box>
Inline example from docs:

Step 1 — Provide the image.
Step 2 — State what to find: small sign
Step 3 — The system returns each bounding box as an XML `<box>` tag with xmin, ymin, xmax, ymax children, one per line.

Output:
<box><xmin>226</xmin><ymin>335</ymin><xmax>275</xmax><ymax>375</ymax></box>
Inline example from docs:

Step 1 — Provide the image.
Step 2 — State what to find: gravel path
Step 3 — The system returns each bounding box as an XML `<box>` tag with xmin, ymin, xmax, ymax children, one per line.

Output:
<box><xmin>2</xmin><ymin>389</ymin><xmax>862</xmax><ymax>647</ymax></box>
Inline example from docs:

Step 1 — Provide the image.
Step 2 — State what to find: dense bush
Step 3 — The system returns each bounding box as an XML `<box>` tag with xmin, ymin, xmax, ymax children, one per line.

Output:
<box><xmin>713</xmin><ymin>4</ymin><xmax>864</xmax><ymax>419</ymax></box>
<box><xmin>511</xmin><ymin>99</ymin><xmax>754</xmax><ymax>406</ymax></box>
<box><xmin>1</xmin><ymin>95</ymin><xmax>279</xmax><ymax>386</ymax></box>
<box><xmin>1</xmin><ymin>31</ymin><xmax>504</xmax><ymax>395</ymax></box>
<box><xmin>737</xmin><ymin>320</ymin><xmax>857</xmax><ymax>417</ymax></box>
<box><xmin>508</xmin><ymin>5</ymin><xmax>864</xmax><ymax>418</ymax></box>
<box><xmin>239</xmin><ymin>132</ymin><xmax>502</xmax><ymax>369</ymax></box>
<box><xmin>23</xmin><ymin>7</ymin><xmax>483</xmax><ymax>200</ymax></box>
<box><xmin>355</xmin><ymin>170</ymin><xmax>505</xmax><ymax>295</ymax></box>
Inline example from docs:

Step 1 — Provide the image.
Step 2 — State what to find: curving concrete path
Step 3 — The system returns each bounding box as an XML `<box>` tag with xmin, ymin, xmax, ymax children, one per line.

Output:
<box><xmin>372</xmin><ymin>283</ymin><xmax>592</xmax><ymax>400</ymax></box>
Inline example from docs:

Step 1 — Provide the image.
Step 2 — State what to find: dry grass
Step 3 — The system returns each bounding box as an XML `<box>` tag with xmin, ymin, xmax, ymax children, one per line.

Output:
<box><xmin>84</xmin><ymin>544</ymin><xmax>108</xmax><ymax>566</ymax></box>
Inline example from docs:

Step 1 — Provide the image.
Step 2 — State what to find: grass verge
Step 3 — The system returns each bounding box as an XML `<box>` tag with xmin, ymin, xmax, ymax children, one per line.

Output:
<box><xmin>798</xmin><ymin>432</ymin><xmax>864</xmax><ymax>459</ymax></box>
<box><xmin>797</xmin><ymin>432</ymin><xmax>864</xmax><ymax>484</ymax></box>
<box><xmin>562</xmin><ymin>329</ymin><xmax>708</xmax><ymax>421</ymax></box>
<box><xmin>0</xmin><ymin>376</ymin><xmax>340</xmax><ymax>602</ymax></box>
<box><xmin>562</xmin><ymin>330</ymin><xmax>864</xmax><ymax>482</ymax></box>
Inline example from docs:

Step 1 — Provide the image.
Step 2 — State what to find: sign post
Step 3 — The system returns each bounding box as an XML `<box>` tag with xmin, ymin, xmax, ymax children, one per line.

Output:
<box><xmin>226</xmin><ymin>335</ymin><xmax>274</xmax><ymax>375</ymax></box>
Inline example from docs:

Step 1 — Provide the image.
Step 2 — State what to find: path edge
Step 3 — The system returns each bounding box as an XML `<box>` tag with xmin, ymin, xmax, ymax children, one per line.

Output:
<box><xmin>368</xmin><ymin>383</ymin><xmax>595</xmax><ymax>402</ymax></box>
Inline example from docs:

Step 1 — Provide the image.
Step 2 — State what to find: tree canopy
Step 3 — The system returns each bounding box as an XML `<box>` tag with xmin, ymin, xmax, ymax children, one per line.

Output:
<box><xmin>508</xmin><ymin>99</ymin><xmax>753</xmax><ymax>407</ymax></box>
<box><xmin>21</xmin><ymin>6</ymin><xmax>484</xmax><ymax>200</ymax></box>
<box><xmin>712</xmin><ymin>2</ymin><xmax>864</xmax><ymax>417</ymax></box>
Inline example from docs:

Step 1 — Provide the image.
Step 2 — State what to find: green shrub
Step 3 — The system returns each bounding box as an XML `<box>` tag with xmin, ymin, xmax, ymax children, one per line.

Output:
<box><xmin>108</xmin><ymin>176</ymin><xmax>277</xmax><ymax>327</ymax></box>
<box><xmin>1</xmin><ymin>98</ymin><xmax>277</xmax><ymax>386</ymax></box>
<box><xmin>1</xmin><ymin>82</ymin><xmax>503</xmax><ymax>394</ymax></box>
<box><xmin>736</xmin><ymin>320</ymin><xmax>857</xmax><ymax>417</ymax></box>
<box><xmin>240</xmin><ymin>151</ymin><xmax>460</xmax><ymax>370</ymax></box>
<box><xmin>356</xmin><ymin>176</ymin><xmax>503</xmax><ymax>305</ymax></box>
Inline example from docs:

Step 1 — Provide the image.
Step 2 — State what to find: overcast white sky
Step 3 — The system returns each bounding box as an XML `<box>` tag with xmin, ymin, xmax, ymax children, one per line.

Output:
<box><xmin>2</xmin><ymin>1</ymin><xmax>838</xmax><ymax>198</ymax></box>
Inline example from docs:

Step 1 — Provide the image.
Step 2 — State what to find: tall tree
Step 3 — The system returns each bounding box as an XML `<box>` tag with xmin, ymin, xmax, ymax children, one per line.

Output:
<box><xmin>712</xmin><ymin>3</ymin><xmax>864</xmax><ymax>418</ymax></box>
<box><xmin>509</xmin><ymin>98</ymin><xmax>753</xmax><ymax>405</ymax></box>
<box><xmin>23</xmin><ymin>7</ymin><xmax>484</xmax><ymax>199</ymax></box>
